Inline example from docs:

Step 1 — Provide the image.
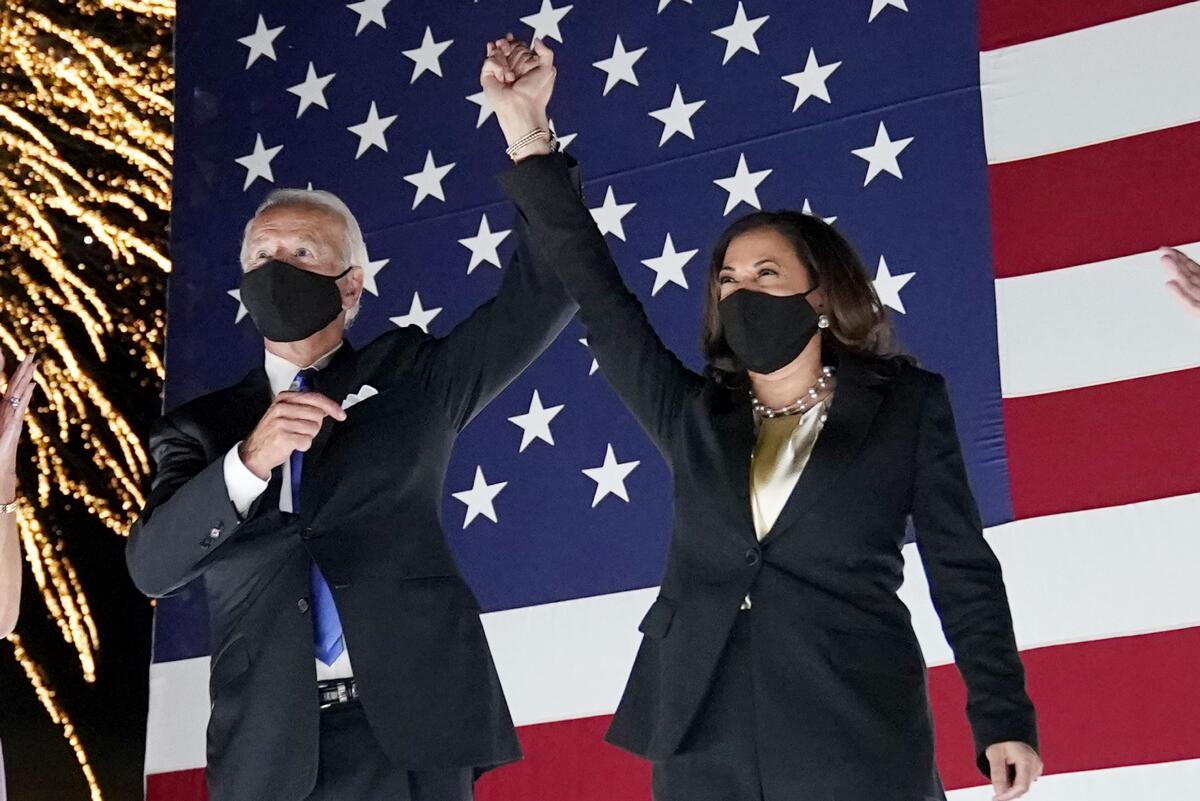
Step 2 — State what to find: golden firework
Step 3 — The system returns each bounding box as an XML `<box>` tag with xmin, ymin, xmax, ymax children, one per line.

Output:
<box><xmin>1</xmin><ymin>0</ymin><xmax>174</xmax><ymax>796</ymax></box>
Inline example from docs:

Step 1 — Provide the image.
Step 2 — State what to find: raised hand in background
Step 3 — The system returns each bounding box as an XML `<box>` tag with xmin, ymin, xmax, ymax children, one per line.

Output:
<box><xmin>1160</xmin><ymin>246</ymin><xmax>1200</xmax><ymax>314</ymax></box>
<box><xmin>1</xmin><ymin>350</ymin><xmax>38</xmax><ymax>637</ymax></box>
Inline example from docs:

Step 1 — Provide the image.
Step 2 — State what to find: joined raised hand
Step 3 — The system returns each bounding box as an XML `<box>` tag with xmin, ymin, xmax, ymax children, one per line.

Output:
<box><xmin>480</xmin><ymin>34</ymin><xmax>557</xmax><ymax>156</ymax></box>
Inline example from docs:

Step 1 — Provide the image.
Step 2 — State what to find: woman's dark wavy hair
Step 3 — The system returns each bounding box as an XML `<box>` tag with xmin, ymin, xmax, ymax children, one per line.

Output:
<box><xmin>702</xmin><ymin>210</ymin><xmax>915</xmax><ymax>384</ymax></box>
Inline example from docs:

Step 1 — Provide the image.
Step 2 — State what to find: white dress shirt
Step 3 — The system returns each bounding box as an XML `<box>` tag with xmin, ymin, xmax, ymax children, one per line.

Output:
<box><xmin>222</xmin><ymin>343</ymin><xmax>355</xmax><ymax>680</ymax></box>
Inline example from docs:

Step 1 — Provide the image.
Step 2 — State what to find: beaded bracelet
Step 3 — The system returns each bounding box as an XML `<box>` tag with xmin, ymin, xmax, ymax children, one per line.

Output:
<box><xmin>505</xmin><ymin>128</ymin><xmax>554</xmax><ymax>162</ymax></box>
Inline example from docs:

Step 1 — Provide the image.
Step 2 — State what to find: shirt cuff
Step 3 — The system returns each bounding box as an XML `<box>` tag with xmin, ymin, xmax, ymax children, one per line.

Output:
<box><xmin>223</xmin><ymin>442</ymin><xmax>268</xmax><ymax>518</ymax></box>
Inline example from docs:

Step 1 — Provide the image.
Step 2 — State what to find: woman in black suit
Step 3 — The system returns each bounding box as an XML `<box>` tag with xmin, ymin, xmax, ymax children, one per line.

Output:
<box><xmin>488</xmin><ymin>38</ymin><xmax>1042</xmax><ymax>801</ymax></box>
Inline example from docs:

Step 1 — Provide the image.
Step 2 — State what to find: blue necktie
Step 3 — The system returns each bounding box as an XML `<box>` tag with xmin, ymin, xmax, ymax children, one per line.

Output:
<box><xmin>290</xmin><ymin>368</ymin><xmax>345</xmax><ymax>666</ymax></box>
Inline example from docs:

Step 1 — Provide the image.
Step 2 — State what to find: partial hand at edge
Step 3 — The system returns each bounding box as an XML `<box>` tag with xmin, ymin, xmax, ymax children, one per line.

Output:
<box><xmin>0</xmin><ymin>352</ymin><xmax>38</xmax><ymax>494</ymax></box>
<box><xmin>1160</xmin><ymin>246</ymin><xmax>1200</xmax><ymax>313</ymax></box>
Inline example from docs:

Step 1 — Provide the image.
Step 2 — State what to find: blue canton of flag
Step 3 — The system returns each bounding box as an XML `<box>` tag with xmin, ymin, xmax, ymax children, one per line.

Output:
<box><xmin>168</xmin><ymin>0</ymin><xmax>1006</xmax><ymax>620</ymax></box>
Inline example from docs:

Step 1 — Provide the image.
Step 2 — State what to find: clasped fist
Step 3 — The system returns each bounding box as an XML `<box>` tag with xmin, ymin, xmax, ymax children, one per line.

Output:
<box><xmin>480</xmin><ymin>34</ymin><xmax>556</xmax><ymax>150</ymax></box>
<box><xmin>239</xmin><ymin>391</ymin><xmax>346</xmax><ymax>480</ymax></box>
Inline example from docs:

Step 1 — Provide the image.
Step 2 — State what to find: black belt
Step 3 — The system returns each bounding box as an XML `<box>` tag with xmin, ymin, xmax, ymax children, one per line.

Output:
<box><xmin>317</xmin><ymin>678</ymin><xmax>360</xmax><ymax>709</ymax></box>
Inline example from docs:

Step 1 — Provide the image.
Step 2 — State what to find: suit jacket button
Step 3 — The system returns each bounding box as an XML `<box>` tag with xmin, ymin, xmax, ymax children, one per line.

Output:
<box><xmin>300</xmin><ymin>527</ymin><xmax>315</xmax><ymax>540</ymax></box>
<box><xmin>745</xmin><ymin>547</ymin><xmax>760</xmax><ymax>566</ymax></box>
<box><xmin>297</xmin><ymin>598</ymin><xmax>310</xmax><ymax>613</ymax></box>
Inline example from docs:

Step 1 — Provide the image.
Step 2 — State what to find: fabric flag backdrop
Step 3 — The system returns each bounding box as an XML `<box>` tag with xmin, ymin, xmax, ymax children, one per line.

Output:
<box><xmin>145</xmin><ymin>0</ymin><xmax>1200</xmax><ymax>798</ymax></box>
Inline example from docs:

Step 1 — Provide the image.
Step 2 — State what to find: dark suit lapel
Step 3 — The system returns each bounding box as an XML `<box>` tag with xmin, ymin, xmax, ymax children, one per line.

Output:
<box><xmin>303</xmin><ymin>340</ymin><xmax>360</xmax><ymax>474</ymax></box>
<box><xmin>224</xmin><ymin>364</ymin><xmax>273</xmax><ymax>446</ymax></box>
<box><xmin>758</xmin><ymin>354</ymin><xmax>886</xmax><ymax>546</ymax></box>
<box><xmin>708</xmin><ymin>383</ymin><xmax>758</xmax><ymax>541</ymax></box>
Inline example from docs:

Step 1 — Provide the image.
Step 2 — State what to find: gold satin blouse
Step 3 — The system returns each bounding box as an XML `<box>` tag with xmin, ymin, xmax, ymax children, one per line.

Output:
<box><xmin>743</xmin><ymin>395</ymin><xmax>832</xmax><ymax>609</ymax></box>
<box><xmin>750</xmin><ymin>396</ymin><xmax>832</xmax><ymax>539</ymax></box>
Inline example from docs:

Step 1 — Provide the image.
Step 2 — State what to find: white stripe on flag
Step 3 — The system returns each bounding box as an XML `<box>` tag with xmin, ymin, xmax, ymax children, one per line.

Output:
<box><xmin>947</xmin><ymin>758</ymin><xmax>1200</xmax><ymax>800</ymax></box>
<box><xmin>489</xmin><ymin>492</ymin><xmax>1200</xmax><ymax>721</ymax></box>
<box><xmin>995</xmin><ymin>242</ymin><xmax>1200</xmax><ymax>398</ymax></box>
<box><xmin>145</xmin><ymin>492</ymin><xmax>1200</xmax><ymax>774</ymax></box>
<box><xmin>980</xmin><ymin>1</ymin><xmax>1200</xmax><ymax>164</ymax></box>
<box><xmin>901</xmin><ymin>491</ymin><xmax>1200</xmax><ymax>667</ymax></box>
<box><xmin>146</xmin><ymin>655</ymin><xmax>210</xmax><ymax>774</ymax></box>
<box><xmin>482</xmin><ymin>587</ymin><xmax>655</xmax><ymax>727</ymax></box>
<box><xmin>142</xmin><ymin>588</ymin><xmax>658</xmax><ymax>775</ymax></box>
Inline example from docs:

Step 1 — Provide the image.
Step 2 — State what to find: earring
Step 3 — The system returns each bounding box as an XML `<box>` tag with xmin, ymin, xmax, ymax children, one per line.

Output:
<box><xmin>817</xmin><ymin>314</ymin><xmax>831</xmax><ymax>329</ymax></box>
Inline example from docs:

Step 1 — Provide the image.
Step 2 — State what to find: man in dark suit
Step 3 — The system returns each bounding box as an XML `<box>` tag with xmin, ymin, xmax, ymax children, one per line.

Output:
<box><xmin>126</xmin><ymin>41</ymin><xmax>567</xmax><ymax>801</ymax></box>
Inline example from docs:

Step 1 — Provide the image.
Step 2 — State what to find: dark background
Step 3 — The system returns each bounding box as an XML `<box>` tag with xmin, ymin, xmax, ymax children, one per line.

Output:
<box><xmin>1</xmin><ymin>535</ymin><xmax>151</xmax><ymax>801</ymax></box>
<box><xmin>0</xmin><ymin>1</ymin><xmax>170</xmax><ymax>797</ymax></box>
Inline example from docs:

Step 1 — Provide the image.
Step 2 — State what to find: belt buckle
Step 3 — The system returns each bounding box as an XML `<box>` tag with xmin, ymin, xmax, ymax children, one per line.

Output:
<box><xmin>319</xmin><ymin>679</ymin><xmax>352</xmax><ymax>710</ymax></box>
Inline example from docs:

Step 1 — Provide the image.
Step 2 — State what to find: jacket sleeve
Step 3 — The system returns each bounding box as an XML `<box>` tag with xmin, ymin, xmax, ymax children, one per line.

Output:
<box><xmin>497</xmin><ymin>152</ymin><xmax>703</xmax><ymax>450</ymax></box>
<box><xmin>125</xmin><ymin>414</ymin><xmax>265</xmax><ymax>598</ymax></box>
<box><xmin>409</xmin><ymin>156</ymin><xmax>581</xmax><ymax>433</ymax></box>
<box><xmin>911</xmin><ymin>372</ymin><xmax>1038</xmax><ymax>777</ymax></box>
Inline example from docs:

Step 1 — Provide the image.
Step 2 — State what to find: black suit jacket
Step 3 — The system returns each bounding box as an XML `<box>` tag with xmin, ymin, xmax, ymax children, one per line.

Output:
<box><xmin>126</xmin><ymin>168</ymin><xmax>579</xmax><ymax>801</ymax></box>
<box><xmin>501</xmin><ymin>155</ymin><xmax>1037</xmax><ymax>800</ymax></box>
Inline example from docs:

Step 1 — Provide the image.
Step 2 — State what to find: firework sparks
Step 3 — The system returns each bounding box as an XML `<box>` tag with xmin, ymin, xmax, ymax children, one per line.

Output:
<box><xmin>1</xmin><ymin>1</ymin><xmax>173</xmax><ymax>796</ymax></box>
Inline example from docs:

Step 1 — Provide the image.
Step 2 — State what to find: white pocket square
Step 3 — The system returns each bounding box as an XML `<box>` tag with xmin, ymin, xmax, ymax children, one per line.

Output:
<box><xmin>342</xmin><ymin>384</ymin><xmax>380</xmax><ymax>410</ymax></box>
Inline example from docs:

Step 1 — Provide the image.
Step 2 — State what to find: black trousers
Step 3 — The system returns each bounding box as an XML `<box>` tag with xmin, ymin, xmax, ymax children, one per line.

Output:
<box><xmin>651</xmin><ymin>612</ymin><xmax>763</xmax><ymax>801</ymax></box>
<box><xmin>304</xmin><ymin>701</ymin><xmax>474</xmax><ymax>801</ymax></box>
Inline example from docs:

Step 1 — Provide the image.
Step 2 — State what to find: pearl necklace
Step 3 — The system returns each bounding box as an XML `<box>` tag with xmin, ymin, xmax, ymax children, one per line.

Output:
<box><xmin>750</xmin><ymin>365</ymin><xmax>836</xmax><ymax>419</ymax></box>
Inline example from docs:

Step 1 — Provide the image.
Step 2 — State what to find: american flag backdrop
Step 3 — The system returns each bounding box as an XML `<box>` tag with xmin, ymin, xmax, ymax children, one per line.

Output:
<box><xmin>146</xmin><ymin>0</ymin><xmax>1200</xmax><ymax>798</ymax></box>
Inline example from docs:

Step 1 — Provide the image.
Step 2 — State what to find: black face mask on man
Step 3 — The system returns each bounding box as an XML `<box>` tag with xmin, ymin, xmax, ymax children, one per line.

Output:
<box><xmin>239</xmin><ymin>260</ymin><xmax>353</xmax><ymax>343</ymax></box>
<box><xmin>718</xmin><ymin>286</ymin><xmax>822</xmax><ymax>374</ymax></box>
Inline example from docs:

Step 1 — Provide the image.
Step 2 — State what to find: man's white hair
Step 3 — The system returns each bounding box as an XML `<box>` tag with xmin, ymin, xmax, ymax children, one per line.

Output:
<box><xmin>240</xmin><ymin>187</ymin><xmax>369</xmax><ymax>325</ymax></box>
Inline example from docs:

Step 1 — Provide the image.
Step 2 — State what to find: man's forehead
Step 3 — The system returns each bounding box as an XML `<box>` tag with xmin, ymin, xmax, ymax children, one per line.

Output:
<box><xmin>250</xmin><ymin>204</ymin><xmax>343</xmax><ymax>238</ymax></box>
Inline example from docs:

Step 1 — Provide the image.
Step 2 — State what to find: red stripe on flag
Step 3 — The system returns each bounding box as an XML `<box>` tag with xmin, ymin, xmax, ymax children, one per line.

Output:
<box><xmin>935</xmin><ymin>626</ymin><xmax>1200</xmax><ymax>790</ymax></box>
<box><xmin>147</xmin><ymin>767</ymin><xmax>207</xmax><ymax>801</ymax></box>
<box><xmin>988</xmin><ymin>120</ymin><xmax>1200</xmax><ymax>279</ymax></box>
<box><xmin>1003</xmin><ymin>367</ymin><xmax>1200</xmax><ymax>520</ymax></box>
<box><xmin>142</xmin><ymin>726</ymin><xmax>641</xmax><ymax>801</ymax></box>
<box><xmin>979</xmin><ymin>0</ymin><xmax>1192</xmax><ymax>50</ymax></box>
<box><xmin>485</xmin><ymin>628</ymin><xmax>1200</xmax><ymax>797</ymax></box>
<box><xmin>147</xmin><ymin>626</ymin><xmax>1200</xmax><ymax>797</ymax></box>
<box><xmin>477</xmin><ymin>714</ymin><xmax>651</xmax><ymax>801</ymax></box>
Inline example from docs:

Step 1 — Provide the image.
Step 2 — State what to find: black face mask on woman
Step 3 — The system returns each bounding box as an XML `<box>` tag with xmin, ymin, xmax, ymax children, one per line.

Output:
<box><xmin>239</xmin><ymin>260</ymin><xmax>353</xmax><ymax>343</ymax></box>
<box><xmin>718</xmin><ymin>286</ymin><xmax>822</xmax><ymax>374</ymax></box>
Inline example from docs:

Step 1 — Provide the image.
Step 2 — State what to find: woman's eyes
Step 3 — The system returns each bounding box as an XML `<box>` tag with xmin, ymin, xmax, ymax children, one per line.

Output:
<box><xmin>720</xmin><ymin>268</ymin><xmax>778</xmax><ymax>284</ymax></box>
<box><xmin>295</xmin><ymin>247</ymin><xmax>313</xmax><ymax>258</ymax></box>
